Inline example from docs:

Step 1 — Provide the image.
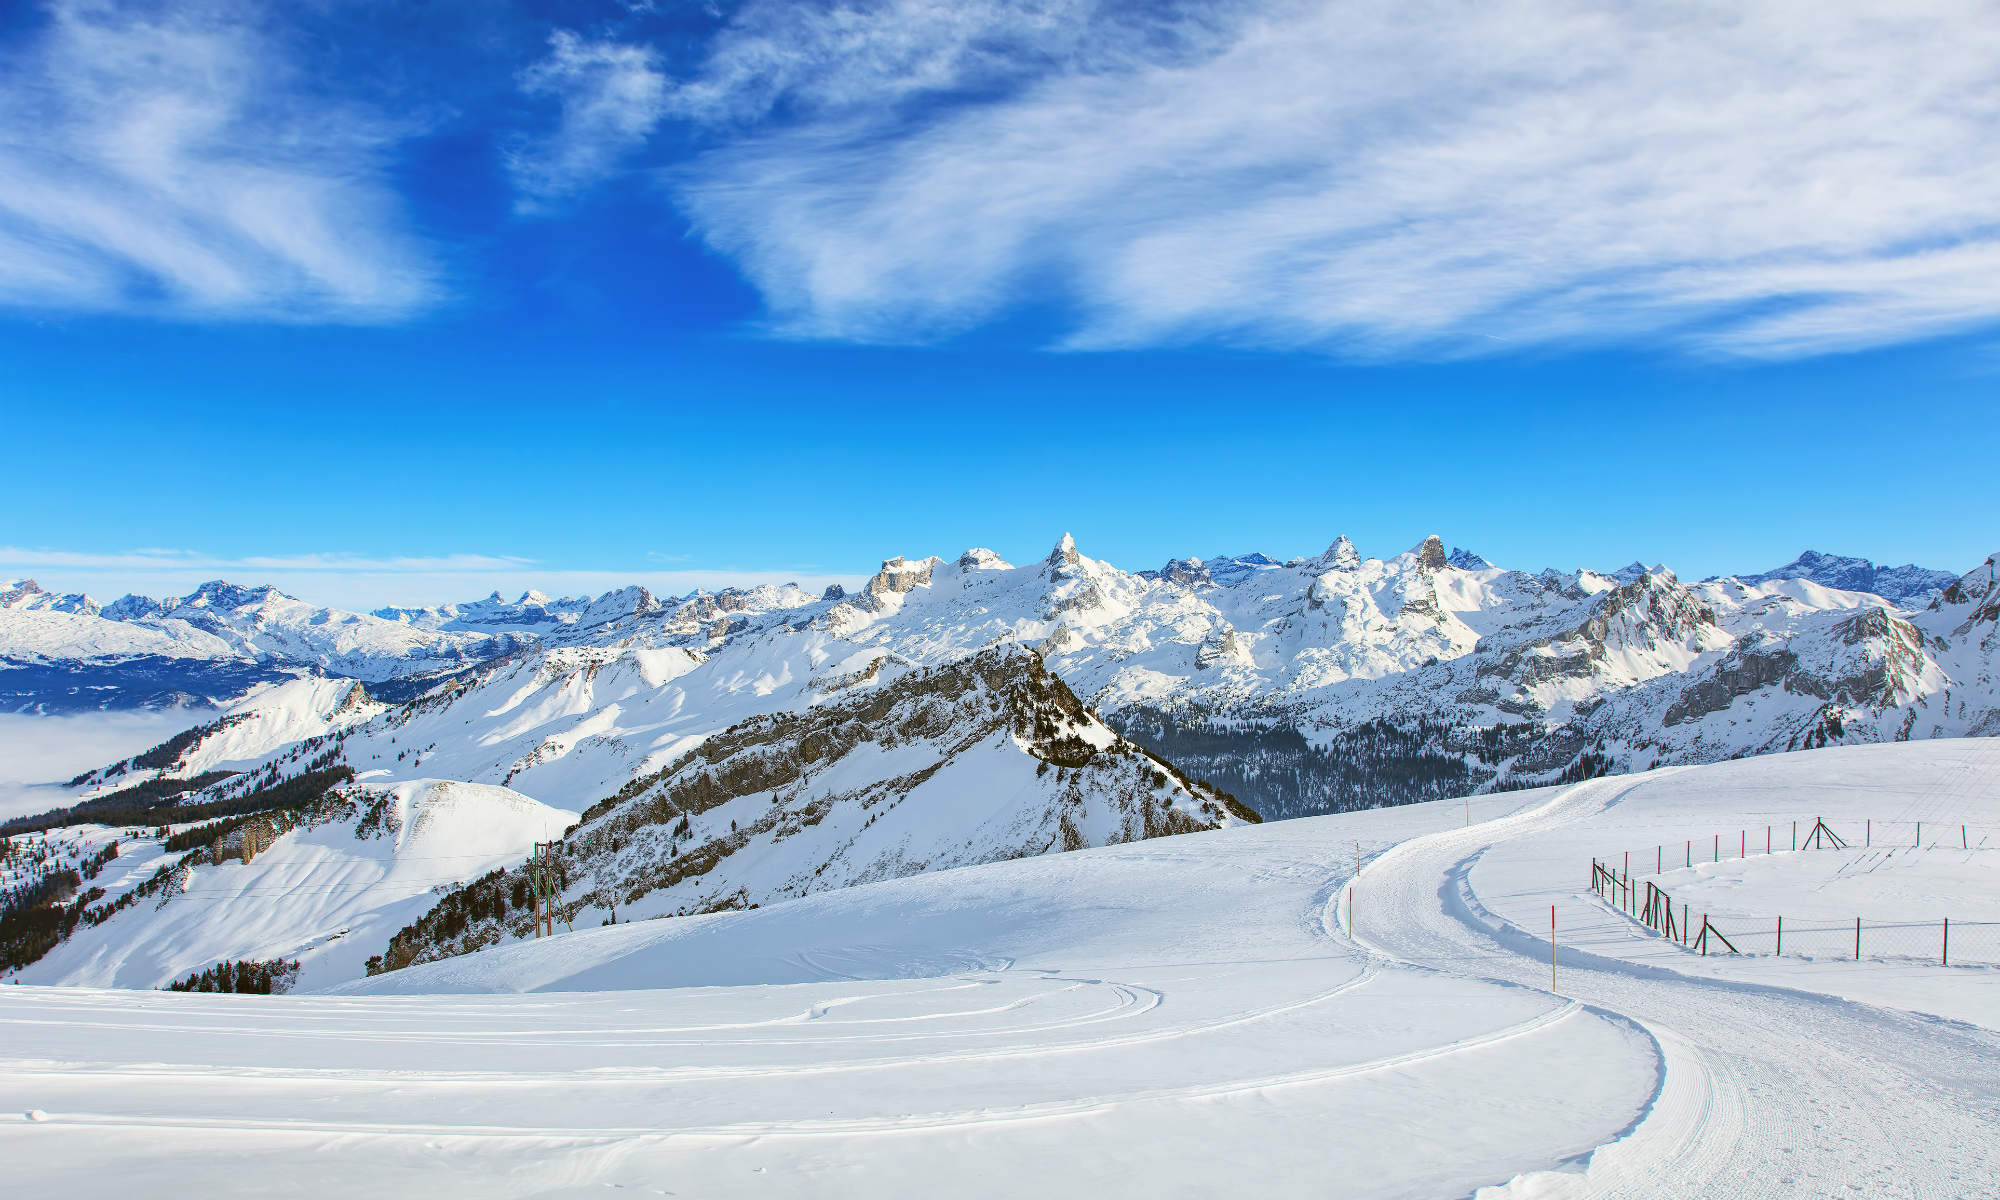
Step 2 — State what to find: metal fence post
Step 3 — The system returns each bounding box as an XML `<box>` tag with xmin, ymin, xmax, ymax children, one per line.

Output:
<box><xmin>1855</xmin><ymin>916</ymin><xmax>1861</xmax><ymax>961</ymax></box>
<box><xmin>1776</xmin><ymin>915</ymin><xmax>1783</xmax><ymax>957</ymax></box>
<box><xmin>1943</xmin><ymin>917</ymin><xmax>1949</xmax><ymax>967</ymax></box>
<box><xmin>1792</xmin><ymin>821</ymin><xmax>1797</xmax><ymax>851</ymax></box>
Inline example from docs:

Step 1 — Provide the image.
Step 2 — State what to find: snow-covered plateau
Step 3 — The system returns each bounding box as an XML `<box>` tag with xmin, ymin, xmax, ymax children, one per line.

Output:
<box><xmin>3</xmin><ymin>740</ymin><xmax>1997</xmax><ymax>1198</ymax></box>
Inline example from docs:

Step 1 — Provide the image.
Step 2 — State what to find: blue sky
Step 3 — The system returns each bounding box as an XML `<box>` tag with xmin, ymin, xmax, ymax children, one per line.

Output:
<box><xmin>3</xmin><ymin>0</ymin><xmax>1997</xmax><ymax>608</ymax></box>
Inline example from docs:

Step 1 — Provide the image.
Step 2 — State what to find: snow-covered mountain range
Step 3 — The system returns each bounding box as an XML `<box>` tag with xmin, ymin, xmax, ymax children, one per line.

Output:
<box><xmin>5</xmin><ymin>538</ymin><xmax>1995</xmax><ymax>988</ymax></box>
<box><xmin>0</xmin><ymin>578</ymin><xmax>536</xmax><ymax>711</ymax></box>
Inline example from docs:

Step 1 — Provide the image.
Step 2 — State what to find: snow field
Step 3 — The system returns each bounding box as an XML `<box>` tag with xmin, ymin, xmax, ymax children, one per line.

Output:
<box><xmin>1463</xmin><ymin>740</ymin><xmax>2000</xmax><ymax>1023</ymax></box>
<box><xmin>12</xmin><ymin>779</ymin><xmax>576</xmax><ymax>991</ymax></box>
<box><xmin>6</xmin><ymin>741</ymin><xmax>2000</xmax><ymax>1197</ymax></box>
<box><xmin>2</xmin><ymin>787</ymin><xmax>1660</xmax><ymax>1199</ymax></box>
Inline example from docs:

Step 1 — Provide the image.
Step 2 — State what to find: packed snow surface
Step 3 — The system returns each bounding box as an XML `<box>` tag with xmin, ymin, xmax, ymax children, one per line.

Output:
<box><xmin>4</xmin><ymin>741</ymin><xmax>1999</xmax><ymax>1197</ymax></box>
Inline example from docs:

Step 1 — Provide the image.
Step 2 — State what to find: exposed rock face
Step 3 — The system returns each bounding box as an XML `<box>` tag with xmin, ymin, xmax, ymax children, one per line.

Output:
<box><xmin>957</xmin><ymin>548</ymin><xmax>1011</xmax><ymax>571</ymax></box>
<box><xmin>1047</xmin><ymin>533</ymin><xmax>1083</xmax><ymax>571</ymax></box>
<box><xmin>1196</xmin><ymin>626</ymin><xmax>1251</xmax><ymax>670</ymax></box>
<box><xmin>1448</xmin><ymin>548</ymin><xmax>1492</xmax><ymax>570</ymax></box>
<box><xmin>1413</xmin><ymin>536</ymin><xmax>1450</xmax><ymax>572</ymax></box>
<box><xmin>858</xmin><ymin>556</ymin><xmax>940</xmax><ymax>612</ymax></box>
<box><xmin>1665</xmin><ymin>644</ymin><xmax>1797</xmax><ymax>725</ymax></box>
<box><xmin>1160</xmin><ymin>558</ymin><xmax>1212</xmax><ymax>588</ymax></box>
<box><xmin>821</xmin><ymin>584</ymin><xmax>846</xmax><ymax>601</ymax></box>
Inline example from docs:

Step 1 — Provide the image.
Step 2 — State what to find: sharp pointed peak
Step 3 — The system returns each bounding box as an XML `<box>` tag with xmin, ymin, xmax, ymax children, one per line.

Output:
<box><xmin>1317</xmin><ymin>535</ymin><xmax>1360</xmax><ymax>569</ymax></box>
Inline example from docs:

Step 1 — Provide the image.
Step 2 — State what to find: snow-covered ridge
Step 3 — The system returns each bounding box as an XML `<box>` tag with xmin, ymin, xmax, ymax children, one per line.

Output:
<box><xmin>13</xmin><ymin>539</ymin><xmax>1995</xmax><ymax>811</ymax></box>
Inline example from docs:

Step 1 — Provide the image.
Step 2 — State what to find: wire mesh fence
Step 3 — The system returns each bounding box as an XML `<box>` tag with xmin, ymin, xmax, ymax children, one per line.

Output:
<box><xmin>1587</xmin><ymin>818</ymin><xmax>2000</xmax><ymax>967</ymax></box>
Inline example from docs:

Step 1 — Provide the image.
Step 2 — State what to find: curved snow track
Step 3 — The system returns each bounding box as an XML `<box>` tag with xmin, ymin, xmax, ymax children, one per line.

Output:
<box><xmin>6</xmin><ymin>744</ymin><xmax>1998</xmax><ymax>1197</ymax></box>
<box><xmin>1351</xmin><ymin>775</ymin><xmax>2000</xmax><ymax>1198</ymax></box>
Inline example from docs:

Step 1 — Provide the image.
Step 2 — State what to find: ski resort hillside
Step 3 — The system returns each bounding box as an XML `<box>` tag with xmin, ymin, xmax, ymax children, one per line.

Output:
<box><xmin>5</xmin><ymin>740</ymin><xmax>1994</xmax><ymax>1198</ymax></box>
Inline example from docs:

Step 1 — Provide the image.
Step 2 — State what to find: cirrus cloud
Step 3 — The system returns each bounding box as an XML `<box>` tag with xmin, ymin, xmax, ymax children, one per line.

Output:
<box><xmin>0</xmin><ymin>0</ymin><xmax>439</xmax><ymax>321</ymax></box>
<box><xmin>647</xmin><ymin>0</ymin><xmax>2000</xmax><ymax>358</ymax></box>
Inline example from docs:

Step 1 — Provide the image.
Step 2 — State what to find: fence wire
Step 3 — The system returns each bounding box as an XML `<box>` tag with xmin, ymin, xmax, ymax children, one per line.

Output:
<box><xmin>1588</xmin><ymin>817</ymin><xmax>2000</xmax><ymax>968</ymax></box>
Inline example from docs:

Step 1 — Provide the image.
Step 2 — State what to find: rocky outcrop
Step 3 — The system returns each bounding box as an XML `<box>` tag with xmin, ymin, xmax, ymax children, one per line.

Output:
<box><xmin>857</xmin><ymin>555</ymin><xmax>940</xmax><ymax>612</ymax></box>
<box><xmin>1664</xmin><ymin>643</ymin><xmax>1796</xmax><ymax>725</ymax></box>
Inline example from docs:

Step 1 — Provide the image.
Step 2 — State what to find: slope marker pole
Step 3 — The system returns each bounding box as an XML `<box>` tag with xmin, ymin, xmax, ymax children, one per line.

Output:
<box><xmin>1550</xmin><ymin>905</ymin><xmax>1557</xmax><ymax>994</ymax></box>
<box><xmin>1944</xmin><ymin>917</ymin><xmax>1950</xmax><ymax>967</ymax></box>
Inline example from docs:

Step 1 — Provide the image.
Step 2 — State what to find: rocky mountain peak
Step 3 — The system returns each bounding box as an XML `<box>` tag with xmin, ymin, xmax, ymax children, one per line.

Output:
<box><xmin>858</xmin><ymin>555</ymin><xmax>940</xmax><ymax>611</ymax></box>
<box><xmin>1319</xmin><ymin>536</ymin><xmax>1361</xmax><ymax>570</ymax></box>
<box><xmin>1412</xmin><ymin>536</ymin><xmax>1449</xmax><ymax>572</ymax></box>
<box><xmin>1158</xmin><ymin>557</ymin><xmax>1211</xmax><ymax>587</ymax></box>
<box><xmin>1047</xmin><ymin>532</ymin><xmax>1082</xmax><ymax>570</ymax></box>
<box><xmin>957</xmin><ymin>547</ymin><xmax>1011</xmax><ymax>571</ymax></box>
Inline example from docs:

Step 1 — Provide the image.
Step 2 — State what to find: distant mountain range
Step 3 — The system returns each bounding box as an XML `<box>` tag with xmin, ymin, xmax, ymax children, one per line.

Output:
<box><xmin>1719</xmin><ymin>550</ymin><xmax>1958</xmax><ymax>603</ymax></box>
<box><xmin>0</xmin><ymin>546</ymin><xmax>1966</xmax><ymax>713</ymax></box>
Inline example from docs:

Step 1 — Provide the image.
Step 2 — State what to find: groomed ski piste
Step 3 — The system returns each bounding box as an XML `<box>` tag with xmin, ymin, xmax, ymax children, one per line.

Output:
<box><xmin>4</xmin><ymin>740</ymin><xmax>1998</xmax><ymax>1198</ymax></box>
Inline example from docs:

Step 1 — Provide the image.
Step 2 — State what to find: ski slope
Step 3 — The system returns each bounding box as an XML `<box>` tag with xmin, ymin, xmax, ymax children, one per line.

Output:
<box><xmin>4</xmin><ymin>741</ymin><xmax>1999</xmax><ymax>1197</ymax></box>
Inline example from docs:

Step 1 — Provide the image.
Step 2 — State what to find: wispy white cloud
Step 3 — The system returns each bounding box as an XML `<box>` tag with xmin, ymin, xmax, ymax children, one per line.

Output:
<box><xmin>0</xmin><ymin>546</ymin><xmax>865</xmax><ymax>611</ymax></box>
<box><xmin>656</xmin><ymin>0</ymin><xmax>2000</xmax><ymax>358</ymax></box>
<box><xmin>0</xmin><ymin>0</ymin><xmax>438</xmax><ymax>321</ymax></box>
<box><xmin>508</xmin><ymin>30</ymin><xmax>671</xmax><ymax>210</ymax></box>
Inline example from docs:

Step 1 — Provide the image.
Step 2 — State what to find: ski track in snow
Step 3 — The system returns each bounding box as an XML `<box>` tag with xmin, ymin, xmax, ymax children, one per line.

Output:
<box><xmin>5</xmin><ymin>742</ymin><xmax>1999</xmax><ymax>1196</ymax></box>
<box><xmin>1350</xmin><ymin>772</ymin><xmax>2000</xmax><ymax>1199</ymax></box>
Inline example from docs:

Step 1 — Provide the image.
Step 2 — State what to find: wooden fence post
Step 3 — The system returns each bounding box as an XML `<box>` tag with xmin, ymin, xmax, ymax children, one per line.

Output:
<box><xmin>1776</xmin><ymin>915</ymin><xmax>1783</xmax><ymax>957</ymax></box>
<box><xmin>1855</xmin><ymin>916</ymin><xmax>1861</xmax><ymax>961</ymax></box>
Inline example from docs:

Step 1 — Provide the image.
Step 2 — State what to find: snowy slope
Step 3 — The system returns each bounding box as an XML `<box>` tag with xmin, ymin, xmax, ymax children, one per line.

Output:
<box><xmin>368</xmin><ymin>647</ymin><xmax>1251</xmax><ymax>975</ymax></box>
<box><xmin>4</xmin><ymin>745</ymin><xmax>1991</xmax><ymax>1197</ymax></box>
<box><xmin>10</xmin><ymin>777</ymin><xmax>574</xmax><ymax>991</ymax></box>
